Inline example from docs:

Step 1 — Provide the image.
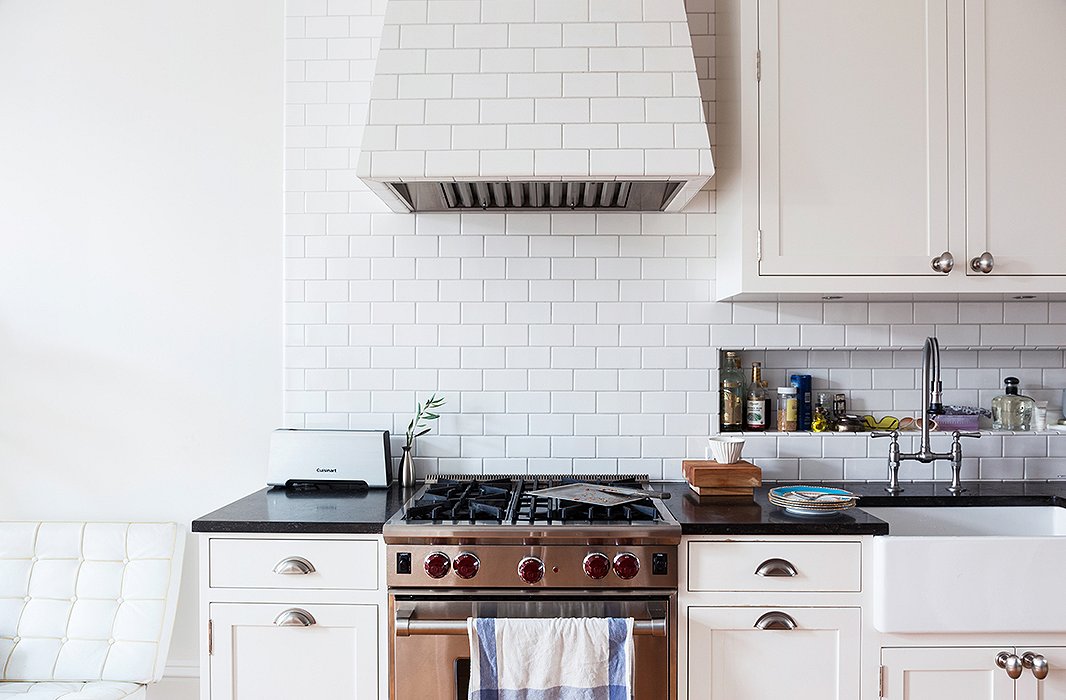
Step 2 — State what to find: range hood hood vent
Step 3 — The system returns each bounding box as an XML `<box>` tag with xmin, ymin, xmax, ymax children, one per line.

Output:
<box><xmin>389</xmin><ymin>180</ymin><xmax>683</xmax><ymax>212</ymax></box>
<box><xmin>358</xmin><ymin>0</ymin><xmax>713</xmax><ymax>213</ymax></box>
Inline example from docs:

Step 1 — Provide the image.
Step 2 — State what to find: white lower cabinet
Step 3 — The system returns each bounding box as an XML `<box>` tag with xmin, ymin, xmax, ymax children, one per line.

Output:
<box><xmin>881</xmin><ymin>647</ymin><xmax>1015</xmax><ymax>700</ymax></box>
<box><xmin>210</xmin><ymin>603</ymin><xmax>378</xmax><ymax>700</ymax></box>
<box><xmin>1017</xmin><ymin>647</ymin><xmax>1066</xmax><ymax>699</ymax></box>
<box><xmin>881</xmin><ymin>646</ymin><xmax>1066</xmax><ymax>700</ymax></box>
<box><xmin>687</xmin><ymin>606</ymin><xmax>861</xmax><ymax>699</ymax></box>
<box><xmin>200</xmin><ymin>534</ymin><xmax>387</xmax><ymax>700</ymax></box>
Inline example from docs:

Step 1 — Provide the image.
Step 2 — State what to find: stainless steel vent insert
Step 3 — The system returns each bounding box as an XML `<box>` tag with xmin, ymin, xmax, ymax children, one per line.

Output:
<box><xmin>387</xmin><ymin>181</ymin><xmax>684</xmax><ymax>212</ymax></box>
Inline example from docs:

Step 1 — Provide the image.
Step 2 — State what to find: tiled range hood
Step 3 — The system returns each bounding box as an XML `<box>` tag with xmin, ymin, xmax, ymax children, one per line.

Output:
<box><xmin>357</xmin><ymin>0</ymin><xmax>714</xmax><ymax>213</ymax></box>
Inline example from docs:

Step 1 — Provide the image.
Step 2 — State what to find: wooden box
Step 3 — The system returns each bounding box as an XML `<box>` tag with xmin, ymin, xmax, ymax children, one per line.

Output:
<box><xmin>682</xmin><ymin>460</ymin><xmax>762</xmax><ymax>496</ymax></box>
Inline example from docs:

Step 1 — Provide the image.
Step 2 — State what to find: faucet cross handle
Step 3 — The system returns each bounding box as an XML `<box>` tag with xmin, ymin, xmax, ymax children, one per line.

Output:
<box><xmin>946</xmin><ymin>431</ymin><xmax>980</xmax><ymax>495</ymax></box>
<box><xmin>873</xmin><ymin>431</ymin><xmax>904</xmax><ymax>494</ymax></box>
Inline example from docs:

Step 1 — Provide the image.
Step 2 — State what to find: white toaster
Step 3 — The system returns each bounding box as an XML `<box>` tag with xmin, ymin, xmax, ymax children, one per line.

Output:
<box><xmin>267</xmin><ymin>429</ymin><xmax>392</xmax><ymax>488</ymax></box>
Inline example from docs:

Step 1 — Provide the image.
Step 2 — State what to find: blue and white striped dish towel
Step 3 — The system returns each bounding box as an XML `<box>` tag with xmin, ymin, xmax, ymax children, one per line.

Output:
<box><xmin>467</xmin><ymin>617</ymin><xmax>635</xmax><ymax>700</ymax></box>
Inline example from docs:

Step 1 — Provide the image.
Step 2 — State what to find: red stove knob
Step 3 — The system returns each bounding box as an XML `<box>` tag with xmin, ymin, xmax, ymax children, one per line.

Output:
<box><xmin>613</xmin><ymin>552</ymin><xmax>640</xmax><ymax>580</ymax></box>
<box><xmin>517</xmin><ymin>556</ymin><xmax>545</xmax><ymax>584</ymax></box>
<box><xmin>424</xmin><ymin>551</ymin><xmax>451</xmax><ymax>579</ymax></box>
<box><xmin>453</xmin><ymin>552</ymin><xmax>480</xmax><ymax>580</ymax></box>
<box><xmin>583</xmin><ymin>553</ymin><xmax>611</xmax><ymax>580</ymax></box>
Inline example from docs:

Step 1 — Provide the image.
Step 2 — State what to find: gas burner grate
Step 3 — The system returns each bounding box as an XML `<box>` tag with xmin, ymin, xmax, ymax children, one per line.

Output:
<box><xmin>425</xmin><ymin>474</ymin><xmax>650</xmax><ymax>484</ymax></box>
<box><xmin>405</xmin><ymin>474</ymin><xmax>662</xmax><ymax>526</ymax></box>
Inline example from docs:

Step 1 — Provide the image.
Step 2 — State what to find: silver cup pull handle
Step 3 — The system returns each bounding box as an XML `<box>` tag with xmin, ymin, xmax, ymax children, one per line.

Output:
<box><xmin>1022</xmin><ymin>652</ymin><xmax>1050</xmax><ymax>680</ymax></box>
<box><xmin>970</xmin><ymin>251</ymin><xmax>995</xmax><ymax>273</ymax></box>
<box><xmin>754</xmin><ymin>611</ymin><xmax>797</xmax><ymax>630</ymax></box>
<box><xmin>997</xmin><ymin>651</ymin><xmax>1024</xmax><ymax>680</ymax></box>
<box><xmin>755</xmin><ymin>558</ymin><xmax>797</xmax><ymax>577</ymax></box>
<box><xmin>273</xmin><ymin>556</ymin><xmax>316</xmax><ymax>575</ymax></box>
<box><xmin>931</xmin><ymin>251</ymin><xmax>955</xmax><ymax>273</ymax></box>
<box><xmin>274</xmin><ymin>608</ymin><xmax>316</xmax><ymax>627</ymax></box>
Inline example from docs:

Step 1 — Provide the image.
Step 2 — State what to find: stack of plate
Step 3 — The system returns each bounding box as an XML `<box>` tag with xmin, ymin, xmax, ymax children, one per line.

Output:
<box><xmin>768</xmin><ymin>486</ymin><xmax>858</xmax><ymax>516</ymax></box>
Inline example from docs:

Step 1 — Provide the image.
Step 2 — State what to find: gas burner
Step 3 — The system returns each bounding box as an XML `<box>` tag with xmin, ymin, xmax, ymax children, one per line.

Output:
<box><xmin>402</xmin><ymin>475</ymin><xmax>664</xmax><ymax>526</ymax></box>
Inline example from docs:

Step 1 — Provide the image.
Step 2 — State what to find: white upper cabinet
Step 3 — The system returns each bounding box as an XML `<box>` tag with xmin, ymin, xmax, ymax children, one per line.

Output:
<box><xmin>716</xmin><ymin>0</ymin><xmax>1066</xmax><ymax>299</ymax></box>
<box><xmin>964</xmin><ymin>0</ymin><xmax>1066</xmax><ymax>277</ymax></box>
<box><xmin>758</xmin><ymin>0</ymin><xmax>949</xmax><ymax>278</ymax></box>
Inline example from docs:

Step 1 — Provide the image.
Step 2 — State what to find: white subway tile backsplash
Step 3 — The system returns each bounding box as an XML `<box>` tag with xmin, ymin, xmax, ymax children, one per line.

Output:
<box><xmin>1023</xmin><ymin>458</ymin><xmax>1066</xmax><ymax>480</ymax></box>
<box><xmin>284</xmin><ymin>0</ymin><xmax>1066</xmax><ymax>480</ymax></box>
<box><xmin>589</xmin><ymin>0</ymin><xmax>642</xmax><ymax>22</ymax></box>
<box><xmin>481</xmin><ymin>0</ymin><xmax>534</xmax><ymax>23</ymax></box>
<box><xmin>536</xmin><ymin>0</ymin><xmax>590</xmax><ymax>23</ymax></box>
<box><xmin>561</xmin><ymin>22</ymin><xmax>617</xmax><ymax>48</ymax></box>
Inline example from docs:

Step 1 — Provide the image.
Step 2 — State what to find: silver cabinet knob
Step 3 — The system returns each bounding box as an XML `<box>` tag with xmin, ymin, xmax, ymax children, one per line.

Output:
<box><xmin>970</xmin><ymin>251</ymin><xmax>995</xmax><ymax>273</ymax></box>
<box><xmin>754</xmin><ymin>611</ymin><xmax>797</xmax><ymax>630</ymax></box>
<box><xmin>273</xmin><ymin>556</ymin><xmax>316</xmax><ymax>575</ymax></box>
<box><xmin>1022</xmin><ymin>652</ymin><xmax>1050</xmax><ymax>680</ymax></box>
<box><xmin>274</xmin><ymin>608</ymin><xmax>316</xmax><ymax>627</ymax></box>
<box><xmin>997</xmin><ymin>651</ymin><xmax>1024</xmax><ymax>680</ymax></box>
<box><xmin>931</xmin><ymin>251</ymin><xmax>955</xmax><ymax>273</ymax></box>
<box><xmin>755</xmin><ymin>558</ymin><xmax>797</xmax><ymax>577</ymax></box>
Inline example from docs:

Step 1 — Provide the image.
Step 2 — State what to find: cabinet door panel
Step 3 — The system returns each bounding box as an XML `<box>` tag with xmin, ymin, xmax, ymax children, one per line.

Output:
<box><xmin>965</xmin><ymin>0</ymin><xmax>1066</xmax><ymax>275</ymax></box>
<box><xmin>759</xmin><ymin>0</ymin><xmax>950</xmax><ymax>276</ymax></box>
<box><xmin>881</xmin><ymin>647</ymin><xmax>1014</xmax><ymax>700</ymax></box>
<box><xmin>1018</xmin><ymin>647</ymin><xmax>1066</xmax><ymax>699</ymax></box>
<box><xmin>210</xmin><ymin>603</ymin><xmax>378</xmax><ymax>700</ymax></box>
<box><xmin>687</xmin><ymin>606</ymin><xmax>860</xmax><ymax>700</ymax></box>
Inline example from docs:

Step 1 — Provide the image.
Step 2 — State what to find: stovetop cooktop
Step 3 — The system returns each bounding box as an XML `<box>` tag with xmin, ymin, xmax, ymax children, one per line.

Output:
<box><xmin>401</xmin><ymin>474</ymin><xmax>668</xmax><ymax>526</ymax></box>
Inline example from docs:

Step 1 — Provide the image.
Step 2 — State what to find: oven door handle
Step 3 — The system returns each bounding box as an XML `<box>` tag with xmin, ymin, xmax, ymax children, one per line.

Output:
<box><xmin>394</xmin><ymin>611</ymin><xmax>667</xmax><ymax>638</ymax></box>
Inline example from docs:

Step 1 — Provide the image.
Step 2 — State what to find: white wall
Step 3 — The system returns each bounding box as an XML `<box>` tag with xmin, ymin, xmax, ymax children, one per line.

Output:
<box><xmin>283</xmin><ymin>0</ymin><xmax>1066</xmax><ymax>483</ymax></box>
<box><xmin>0</xmin><ymin>2</ymin><xmax>284</xmax><ymax>696</ymax></box>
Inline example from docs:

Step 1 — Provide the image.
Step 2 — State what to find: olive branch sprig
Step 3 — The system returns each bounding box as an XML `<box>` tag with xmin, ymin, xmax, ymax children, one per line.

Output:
<box><xmin>405</xmin><ymin>394</ymin><xmax>446</xmax><ymax>449</ymax></box>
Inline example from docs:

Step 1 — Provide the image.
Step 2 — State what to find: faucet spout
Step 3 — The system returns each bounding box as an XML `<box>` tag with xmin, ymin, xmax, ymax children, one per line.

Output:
<box><xmin>883</xmin><ymin>336</ymin><xmax>978</xmax><ymax>493</ymax></box>
<box><xmin>919</xmin><ymin>336</ymin><xmax>943</xmax><ymax>456</ymax></box>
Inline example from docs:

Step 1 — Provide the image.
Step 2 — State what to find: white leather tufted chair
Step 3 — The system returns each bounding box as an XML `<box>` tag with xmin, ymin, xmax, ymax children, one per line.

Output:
<box><xmin>0</xmin><ymin>523</ymin><xmax>184</xmax><ymax>700</ymax></box>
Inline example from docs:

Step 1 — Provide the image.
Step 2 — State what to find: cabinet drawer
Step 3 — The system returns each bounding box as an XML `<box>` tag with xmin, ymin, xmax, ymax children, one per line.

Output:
<box><xmin>210</xmin><ymin>538</ymin><xmax>378</xmax><ymax>590</ymax></box>
<box><xmin>687</xmin><ymin>541</ymin><xmax>860</xmax><ymax>592</ymax></box>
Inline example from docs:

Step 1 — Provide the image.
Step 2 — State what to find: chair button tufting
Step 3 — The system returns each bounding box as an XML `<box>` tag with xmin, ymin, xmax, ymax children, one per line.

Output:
<box><xmin>108</xmin><ymin>638</ymin><xmax>115</xmax><ymax>645</ymax></box>
<box><xmin>61</xmin><ymin>637</ymin><xmax>68</xmax><ymax>643</ymax></box>
<box><xmin>117</xmin><ymin>597</ymin><xmax>124</xmax><ymax>604</ymax></box>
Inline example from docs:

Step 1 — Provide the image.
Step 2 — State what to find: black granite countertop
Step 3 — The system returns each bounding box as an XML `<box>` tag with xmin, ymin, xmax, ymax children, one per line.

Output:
<box><xmin>661</xmin><ymin>481</ymin><xmax>889</xmax><ymax>535</ymax></box>
<box><xmin>192</xmin><ymin>480</ymin><xmax>1066</xmax><ymax>536</ymax></box>
<box><xmin>192</xmin><ymin>484</ymin><xmax>409</xmax><ymax>534</ymax></box>
<box><xmin>666</xmin><ymin>480</ymin><xmax>1066</xmax><ymax>535</ymax></box>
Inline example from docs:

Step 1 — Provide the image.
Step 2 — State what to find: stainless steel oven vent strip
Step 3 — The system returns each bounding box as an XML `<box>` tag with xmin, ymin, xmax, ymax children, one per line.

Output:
<box><xmin>425</xmin><ymin>474</ymin><xmax>651</xmax><ymax>485</ymax></box>
<box><xmin>386</xmin><ymin>181</ymin><xmax>683</xmax><ymax>212</ymax></box>
<box><xmin>394</xmin><ymin>616</ymin><xmax>667</xmax><ymax>638</ymax></box>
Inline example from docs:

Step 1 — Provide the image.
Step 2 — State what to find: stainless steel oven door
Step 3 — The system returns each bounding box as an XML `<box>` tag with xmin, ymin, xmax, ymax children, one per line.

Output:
<box><xmin>389</xmin><ymin>590</ymin><xmax>676</xmax><ymax>700</ymax></box>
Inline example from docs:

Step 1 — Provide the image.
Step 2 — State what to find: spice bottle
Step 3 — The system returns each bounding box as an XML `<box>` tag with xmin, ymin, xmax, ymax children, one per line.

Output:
<box><xmin>812</xmin><ymin>393</ymin><xmax>832</xmax><ymax>433</ymax></box>
<box><xmin>720</xmin><ymin>352</ymin><xmax>746</xmax><ymax>432</ymax></box>
<box><xmin>833</xmin><ymin>393</ymin><xmax>848</xmax><ymax>419</ymax></box>
<box><xmin>777</xmin><ymin>387</ymin><xmax>799</xmax><ymax>431</ymax></box>
<box><xmin>745</xmin><ymin>362</ymin><xmax>769</xmax><ymax>431</ymax></box>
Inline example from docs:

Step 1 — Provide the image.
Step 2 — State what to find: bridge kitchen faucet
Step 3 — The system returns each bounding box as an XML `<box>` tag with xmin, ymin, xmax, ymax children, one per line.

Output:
<box><xmin>873</xmin><ymin>336</ymin><xmax>980</xmax><ymax>494</ymax></box>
